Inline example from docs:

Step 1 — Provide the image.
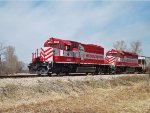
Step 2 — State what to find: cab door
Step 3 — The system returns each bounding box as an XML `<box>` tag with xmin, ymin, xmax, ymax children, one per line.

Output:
<box><xmin>79</xmin><ymin>51</ymin><xmax>84</xmax><ymax>60</ymax></box>
<box><xmin>78</xmin><ymin>44</ymin><xmax>85</xmax><ymax>61</ymax></box>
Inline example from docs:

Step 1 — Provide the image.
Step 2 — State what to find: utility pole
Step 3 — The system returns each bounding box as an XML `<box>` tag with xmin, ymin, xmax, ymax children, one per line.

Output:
<box><xmin>0</xmin><ymin>54</ymin><xmax>1</xmax><ymax>63</ymax></box>
<box><xmin>0</xmin><ymin>54</ymin><xmax>1</xmax><ymax>75</ymax></box>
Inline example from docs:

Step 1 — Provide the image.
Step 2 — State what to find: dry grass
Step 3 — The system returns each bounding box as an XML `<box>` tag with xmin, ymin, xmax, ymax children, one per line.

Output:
<box><xmin>0</xmin><ymin>75</ymin><xmax>150</xmax><ymax>113</ymax></box>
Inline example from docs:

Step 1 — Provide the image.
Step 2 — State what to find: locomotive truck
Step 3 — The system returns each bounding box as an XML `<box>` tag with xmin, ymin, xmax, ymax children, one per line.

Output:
<box><xmin>28</xmin><ymin>37</ymin><xmax>145</xmax><ymax>76</ymax></box>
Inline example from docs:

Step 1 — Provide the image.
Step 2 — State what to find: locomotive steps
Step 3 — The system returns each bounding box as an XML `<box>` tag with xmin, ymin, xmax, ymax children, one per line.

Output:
<box><xmin>0</xmin><ymin>74</ymin><xmax>150</xmax><ymax>113</ymax></box>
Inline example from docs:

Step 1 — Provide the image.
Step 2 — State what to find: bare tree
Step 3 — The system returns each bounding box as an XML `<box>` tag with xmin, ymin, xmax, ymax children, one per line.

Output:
<box><xmin>17</xmin><ymin>61</ymin><xmax>26</xmax><ymax>73</ymax></box>
<box><xmin>0</xmin><ymin>43</ymin><xmax>26</xmax><ymax>76</ymax></box>
<box><xmin>4</xmin><ymin>46</ymin><xmax>20</xmax><ymax>74</ymax></box>
<box><xmin>0</xmin><ymin>42</ymin><xmax>6</xmax><ymax>61</ymax></box>
<box><xmin>113</xmin><ymin>40</ymin><xmax>127</xmax><ymax>51</ymax></box>
<box><xmin>130</xmin><ymin>40</ymin><xmax>142</xmax><ymax>54</ymax></box>
<box><xmin>0</xmin><ymin>42</ymin><xmax>6</xmax><ymax>76</ymax></box>
<box><xmin>0</xmin><ymin>42</ymin><xmax>5</xmax><ymax>52</ymax></box>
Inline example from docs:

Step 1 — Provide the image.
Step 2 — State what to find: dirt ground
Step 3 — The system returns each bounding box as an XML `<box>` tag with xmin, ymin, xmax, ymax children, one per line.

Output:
<box><xmin>0</xmin><ymin>74</ymin><xmax>150</xmax><ymax>113</ymax></box>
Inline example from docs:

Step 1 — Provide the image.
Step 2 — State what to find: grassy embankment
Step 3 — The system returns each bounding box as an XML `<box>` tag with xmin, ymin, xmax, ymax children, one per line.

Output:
<box><xmin>0</xmin><ymin>74</ymin><xmax>150</xmax><ymax>113</ymax></box>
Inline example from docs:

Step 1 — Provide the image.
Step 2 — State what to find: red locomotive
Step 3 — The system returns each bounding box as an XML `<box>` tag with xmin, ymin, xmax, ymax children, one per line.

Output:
<box><xmin>105</xmin><ymin>49</ymin><xmax>143</xmax><ymax>74</ymax></box>
<box><xmin>28</xmin><ymin>37</ymin><xmax>144</xmax><ymax>75</ymax></box>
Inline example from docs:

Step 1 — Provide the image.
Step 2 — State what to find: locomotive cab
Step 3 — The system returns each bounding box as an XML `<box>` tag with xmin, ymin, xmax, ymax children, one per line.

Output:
<box><xmin>44</xmin><ymin>38</ymin><xmax>60</xmax><ymax>48</ymax></box>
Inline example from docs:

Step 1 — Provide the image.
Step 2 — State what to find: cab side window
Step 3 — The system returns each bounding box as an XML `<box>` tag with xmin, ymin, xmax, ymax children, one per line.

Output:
<box><xmin>72</xmin><ymin>42</ymin><xmax>77</xmax><ymax>48</ymax></box>
<box><xmin>60</xmin><ymin>44</ymin><xmax>64</xmax><ymax>49</ymax></box>
<box><xmin>66</xmin><ymin>45</ymin><xmax>70</xmax><ymax>51</ymax></box>
<box><xmin>53</xmin><ymin>43</ymin><xmax>58</xmax><ymax>48</ymax></box>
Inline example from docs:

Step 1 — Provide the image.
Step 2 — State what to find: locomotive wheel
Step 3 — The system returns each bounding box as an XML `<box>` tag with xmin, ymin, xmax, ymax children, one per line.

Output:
<box><xmin>91</xmin><ymin>72</ymin><xmax>95</xmax><ymax>76</ymax></box>
<box><xmin>47</xmin><ymin>73</ymin><xmax>51</xmax><ymax>77</ymax></box>
<box><xmin>56</xmin><ymin>72</ymin><xmax>60</xmax><ymax>76</ymax></box>
<box><xmin>65</xmin><ymin>73</ymin><xmax>69</xmax><ymax>76</ymax></box>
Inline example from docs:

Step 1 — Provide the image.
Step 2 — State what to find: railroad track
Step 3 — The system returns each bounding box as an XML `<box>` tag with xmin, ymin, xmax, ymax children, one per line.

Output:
<box><xmin>0</xmin><ymin>73</ymin><xmax>88</xmax><ymax>79</ymax></box>
<box><xmin>0</xmin><ymin>73</ymin><xmax>147</xmax><ymax>79</ymax></box>
<box><xmin>0</xmin><ymin>74</ymin><xmax>48</xmax><ymax>79</ymax></box>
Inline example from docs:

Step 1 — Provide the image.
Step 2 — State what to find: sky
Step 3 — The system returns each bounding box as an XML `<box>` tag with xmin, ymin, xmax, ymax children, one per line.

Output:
<box><xmin>0</xmin><ymin>1</ymin><xmax>150</xmax><ymax>63</ymax></box>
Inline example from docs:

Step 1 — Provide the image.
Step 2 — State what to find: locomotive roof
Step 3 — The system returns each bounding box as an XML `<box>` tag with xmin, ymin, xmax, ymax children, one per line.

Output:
<box><xmin>48</xmin><ymin>37</ymin><xmax>104</xmax><ymax>48</ymax></box>
<box><xmin>85</xmin><ymin>44</ymin><xmax>103</xmax><ymax>48</ymax></box>
<box><xmin>107</xmin><ymin>49</ymin><xmax>138</xmax><ymax>56</ymax></box>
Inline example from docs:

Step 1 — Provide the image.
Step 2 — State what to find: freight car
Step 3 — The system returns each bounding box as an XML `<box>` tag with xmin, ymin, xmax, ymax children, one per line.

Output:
<box><xmin>28</xmin><ymin>37</ymin><xmax>145</xmax><ymax>76</ymax></box>
<box><xmin>138</xmin><ymin>56</ymin><xmax>150</xmax><ymax>73</ymax></box>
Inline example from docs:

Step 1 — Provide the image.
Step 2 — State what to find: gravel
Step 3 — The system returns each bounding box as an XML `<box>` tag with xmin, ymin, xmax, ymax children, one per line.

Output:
<box><xmin>0</xmin><ymin>74</ymin><xmax>146</xmax><ymax>87</ymax></box>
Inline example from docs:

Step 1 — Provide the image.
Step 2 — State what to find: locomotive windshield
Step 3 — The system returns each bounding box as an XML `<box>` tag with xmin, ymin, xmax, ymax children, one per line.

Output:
<box><xmin>107</xmin><ymin>53</ymin><xmax>117</xmax><ymax>57</ymax></box>
<box><xmin>49</xmin><ymin>43</ymin><xmax>59</xmax><ymax>48</ymax></box>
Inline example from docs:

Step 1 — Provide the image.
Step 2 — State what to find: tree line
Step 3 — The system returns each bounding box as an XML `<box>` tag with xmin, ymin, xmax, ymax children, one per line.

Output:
<box><xmin>113</xmin><ymin>40</ymin><xmax>142</xmax><ymax>55</ymax></box>
<box><xmin>0</xmin><ymin>42</ymin><xmax>26</xmax><ymax>76</ymax></box>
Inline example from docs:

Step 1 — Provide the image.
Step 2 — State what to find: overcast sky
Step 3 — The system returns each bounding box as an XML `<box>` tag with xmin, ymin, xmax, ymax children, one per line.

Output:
<box><xmin>0</xmin><ymin>1</ymin><xmax>150</xmax><ymax>63</ymax></box>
